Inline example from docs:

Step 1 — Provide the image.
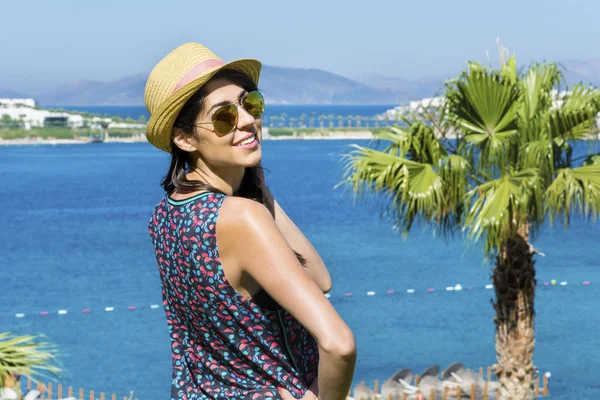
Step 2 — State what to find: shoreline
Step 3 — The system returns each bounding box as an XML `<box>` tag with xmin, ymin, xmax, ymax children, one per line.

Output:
<box><xmin>0</xmin><ymin>131</ymin><xmax>377</xmax><ymax>146</ymax></box>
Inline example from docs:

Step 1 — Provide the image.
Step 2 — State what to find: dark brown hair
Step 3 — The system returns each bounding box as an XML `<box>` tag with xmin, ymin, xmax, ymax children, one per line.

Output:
<box><xmin>161</xmin><ymin>68</ymin><xmax>307</xmax><ymax>266</ymax></box>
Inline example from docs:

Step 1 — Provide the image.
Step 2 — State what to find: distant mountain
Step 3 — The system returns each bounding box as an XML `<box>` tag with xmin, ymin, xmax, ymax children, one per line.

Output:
<box><xmin>0</xmin><ymin>89</ymin><xmax>27</xmax><ymax>98</ymax></box>
<box><xmin>37</xmin><ymin>74</ymin><xmax>147</xmax><ymax>106</ymax></box>
<box><xmin>353</xmin><ymin>73</ymin><xmax>447</xmax><ymax>99</ymax></box>
<box><xmin>6</xmin><ymin>60</ymin><xmax>600</xmax><ymax>106</ymax></box>
<box><xmin>32</xmin><ymin>66</ymin><xmax>437</xmax><ymax>106</ymax></box>
<box><xmin>558</xmin><ymin>60</ymin><xmax>600</xmax><ymax>87</ymax></box>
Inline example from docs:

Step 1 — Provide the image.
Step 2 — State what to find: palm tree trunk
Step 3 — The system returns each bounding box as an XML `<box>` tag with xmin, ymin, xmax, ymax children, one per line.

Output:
<box><xmin>493</xmin><ymin>225</ymin><xmax>537</xmax><ymax>400</ymax></box>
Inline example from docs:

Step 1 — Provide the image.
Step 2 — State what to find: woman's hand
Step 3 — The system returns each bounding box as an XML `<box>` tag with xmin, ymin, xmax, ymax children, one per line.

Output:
<box><xmin>278</xmin><ymin>379</ymin><xmax>319</xmax><ymax>400</ymax></box>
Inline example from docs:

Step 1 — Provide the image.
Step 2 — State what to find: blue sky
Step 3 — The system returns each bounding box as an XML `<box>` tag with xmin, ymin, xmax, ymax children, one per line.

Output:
<box><xmin>1</xmin><ymin>0</ymin><xmax>599</xmax><ymax>94</ymax></box>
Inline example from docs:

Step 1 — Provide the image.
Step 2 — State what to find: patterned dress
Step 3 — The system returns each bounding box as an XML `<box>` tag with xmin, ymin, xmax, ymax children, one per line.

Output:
<box><xmin>148</xmin><ymin>192</ymin><xmax>319</xmax><ymax>399</ymax></box>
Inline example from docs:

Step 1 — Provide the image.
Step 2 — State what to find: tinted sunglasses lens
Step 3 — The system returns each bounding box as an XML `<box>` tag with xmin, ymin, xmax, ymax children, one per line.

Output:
<box><xmin>212</xmin><ymin>104</ymin><xmax>238</xmax><ymax>134</ymax></box>
<box><xmin>242</xmin><ymin>91</ymin><xmax>265</xmax><ymax>118</ymax></box>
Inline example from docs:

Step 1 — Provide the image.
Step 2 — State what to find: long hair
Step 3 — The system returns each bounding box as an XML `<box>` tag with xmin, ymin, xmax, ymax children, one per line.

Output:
<box><xmin>161</xmin><ymin>68</ymin><xmax>307</xmax><ymax>266</ymax></box>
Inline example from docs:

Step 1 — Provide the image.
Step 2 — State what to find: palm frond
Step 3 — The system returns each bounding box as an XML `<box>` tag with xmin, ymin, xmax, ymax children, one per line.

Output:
<box><xmin>519</xmin><ymin>63</ymin><xmax>562</xmax><ymax>122</ymax></box>
<box><xmin>519</xmin><ymin>140</ymin><xmax>554</xmax><ymax>185</ymax></box>
<box><xmin>465</xmin><ymin>169</ymin><xmax>542</xmax><ymax>257</ymax></box>
<box><xmin>0</xmin><ymin>332</ymin><xmax>62</xmax><ymax>387</ymax></box>
<box><xmin>545</xmin><ymin>164</ymin><xmax>600</xmax><ymax>226</ymax></box>
<box><xmin>446</xmin><ymin>69</ymin><xmax>520</xmax><ymax>170</ymax></box>
<box><xmin>341</xmin><ymin>145</ymin><xmax>447</xmax><ymax>234</ymax></box>
<box><xmin>583</xmin><ymin>153</ymin><xmax>600</xmax><ymax>166</ymax></box>
<box><xmin>547</xmin><ymin>84</ymin><xmax>600</xmax><ymax>140</ymax></box>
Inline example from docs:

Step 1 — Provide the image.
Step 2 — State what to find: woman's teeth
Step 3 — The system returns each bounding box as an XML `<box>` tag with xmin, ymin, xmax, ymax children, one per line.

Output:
<box><xmin>236</xmin><ymin>135</ymin><xmax>255</xmax><ymax>146</ymax></box>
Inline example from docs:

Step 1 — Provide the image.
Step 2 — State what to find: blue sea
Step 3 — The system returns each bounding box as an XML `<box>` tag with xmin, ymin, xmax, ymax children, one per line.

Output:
<box><xmin>1</xmin><ymin>138</ymin><xmax>599</xmax><ymax>400</ymax></box>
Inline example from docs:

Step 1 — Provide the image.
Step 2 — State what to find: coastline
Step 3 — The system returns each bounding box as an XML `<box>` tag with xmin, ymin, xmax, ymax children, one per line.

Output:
<box><xmin>0</xmin><ymin>130</ymin><xmax>377</xmax><ymax>146</ymax></box>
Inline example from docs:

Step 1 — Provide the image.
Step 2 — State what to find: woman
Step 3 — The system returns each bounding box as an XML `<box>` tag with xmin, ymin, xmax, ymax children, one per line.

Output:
<box><xmin>146</xmin><ymin>43</ymin><xmax>356</xmax><ymax>400</ymax></box>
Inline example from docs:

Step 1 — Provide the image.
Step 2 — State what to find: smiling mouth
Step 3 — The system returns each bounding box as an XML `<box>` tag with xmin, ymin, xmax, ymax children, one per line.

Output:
<box><xmin>233</xmin><ymin>134</ymin><xmax>257</xmax><ymax>146</ymax></box>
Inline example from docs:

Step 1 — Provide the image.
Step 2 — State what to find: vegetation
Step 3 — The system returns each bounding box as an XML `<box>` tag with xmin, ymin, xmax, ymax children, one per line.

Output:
<box><xmin>0</xmin><ymin>333</ymin><xmax>62</xmax><ymax>391</ymax></box>
<box><xmin>340</xmin><ymin>46</ymin><xmax>600</xmax><ymax>399</ymax></box>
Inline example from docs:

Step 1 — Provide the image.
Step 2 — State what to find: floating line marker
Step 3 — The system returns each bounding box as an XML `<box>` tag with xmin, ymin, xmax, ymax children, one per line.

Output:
<box><xmin>367</xmin><ymin>291</ymin><xmax>375</xmax><ymax>296</ymax></box>
<box><xmin>150</xmin><ymin>304</ymin><xmax>160</xmax><ymax>309</ymax></box>
<box><xmin>82</xmin><ymin>309</ymin><xmax>90</xmax><ymax>313</ymax></box>
<box><xmin>128</xmin><ymin>306</ymin><xmax>137</xmax><ymax>310</ymax></box>
<box><xmin>407</xmin><ymin>289</ymin><xmax>415</xmax><ymax>294</ymax></box>
<box><xmin>58</xmin><ymin>310</ymin><xmax>68</xmax><ymax>315</ymax></box>
<box><xmin>15</xmin><ymin>313</ymin><xmax>25</xmax><ymax>318</ymax></box>
<box><xmin>387</xmin><ymin>290</ymin><xmax>394</xmax><ymax>295</ymax></box>
<box><xmin>105</xmin><ymin>307</ymin><xmax>114</xmax><ymax>312</ymax></box>
<box><xmin>485</xmin><ymin>284</ymin><xmax>493</xmax><ymax>290</ymax></box>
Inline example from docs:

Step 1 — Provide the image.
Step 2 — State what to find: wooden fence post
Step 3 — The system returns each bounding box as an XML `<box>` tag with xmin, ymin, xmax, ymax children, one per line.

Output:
<box><xmin>79</xmin><ymin>388</ymin><xmax>84</xmax><ymax>400</ymax></box>
<box><xmin>48</xmin><ymin>382</ymin><xmax>53</xmax><ymax>399</ymax></box>
<box><xmin>543</xmin><ymin>374</ymin><xmax>548</xmax><ymax>396</ymax></box>
<box><xmin>112</xmin><ymin>395</ymin><xmax>116</xmax><ymax>400</ymax></box>
<box><xmin>68</xmin><ymin>386</ymin><xmax>73</xmax><ymax>398</ymax></box>
<box><xmin>27</xmin><ymin>378</ymin><xmax>31</xmax><ymax>391</ymax></box>
<box><xmin>58</xmin><ymin>384</ymin><xmax>63</xmax><ymax>399</ymax></box>
<box><xmin>457</xmin><ymin>386</ymin><xmax>462</xmax><ymax>398</ymax></box>
<box><xmin>443</xmin><ymin>386</ymin><xmax>448</xmax><ymax>400</ymax></box>
<box><xmin>101</xmin><ymin>392</ymin><xmax>105</xmax><ymax>400</ymax></box>
<box><xmin>487</xmin><ymin>366</ymin><xmax>492</xmax><ymax>382</ymax></box>
<box><xmin>429</xmin><ymin>388</ymin><xmax>435</xmax><ymax>400</ymax></box>
<box><xmin>374</xmin><ymin>379</ymin><xmax>379</xmax><ymax>394</ymax></box>
<box><xmin>535</xmin><ymin>376</ymin><xmax>540</xmax><ymax>396</ymax></box>
<box><xmin>415</xmin><ymin>375</ymin><xmax>420</xmax><ymax>386</ymax></box>
<box><xmin>483</xmin><ymin>381</ymin><xmax>488</xmax><ymax>400</ymax></box>
<box><xmin>496</xmin><ymin>388</ymin><xmax>500</xmax><ymax>399</ymax></box>
<box><xmin>90</xmin><ymin>389</ymin><xmax>95</xmax><ymax>400</ymax></box>
<box><xmin>402</xmin><ymin>391</ymin><xmax>407</xmax><ymax>400</ymax></box>
<box><xmin>479</xmin><ymin>367</ymin><xmax>483</xmax><ymax>378</ymax></box>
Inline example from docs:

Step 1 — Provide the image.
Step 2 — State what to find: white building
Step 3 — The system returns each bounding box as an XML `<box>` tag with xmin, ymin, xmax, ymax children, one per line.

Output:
<box><xmin>0</xmin><ymin>98</ymin><xmax>36</xmax><ymax>108</ymax></box>
<box><xmin>0</xmin><ymin>99</ymin><xmax>115</xmax><ymax>130</ymax></box>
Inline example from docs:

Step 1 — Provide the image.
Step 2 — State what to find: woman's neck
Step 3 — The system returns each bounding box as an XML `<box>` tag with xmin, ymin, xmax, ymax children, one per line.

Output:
<box><xmin>187</xmin><ymin>164</ymin><xmax>245</xmax><ymax>195</ymax></box>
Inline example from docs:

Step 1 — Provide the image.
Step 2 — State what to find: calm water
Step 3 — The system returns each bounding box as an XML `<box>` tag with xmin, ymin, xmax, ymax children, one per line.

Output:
<box><xmin>1</xmin><ymin>141</ymin><xmax>599</xmax><ymax>400</ymax></box>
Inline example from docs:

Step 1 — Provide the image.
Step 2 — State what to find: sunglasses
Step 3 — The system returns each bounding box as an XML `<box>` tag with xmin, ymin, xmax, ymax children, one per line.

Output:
<box><xmin>194</xmin><ymin>91</ymin><xmax>265</xmax><ymax>135</ymax></box>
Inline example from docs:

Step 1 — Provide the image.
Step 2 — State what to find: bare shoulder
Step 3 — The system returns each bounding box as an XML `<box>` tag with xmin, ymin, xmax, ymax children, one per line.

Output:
<box><xmin>218</xmin><ymin>197</ymin><xmax>275</xmax><ymax>236</ymax></box>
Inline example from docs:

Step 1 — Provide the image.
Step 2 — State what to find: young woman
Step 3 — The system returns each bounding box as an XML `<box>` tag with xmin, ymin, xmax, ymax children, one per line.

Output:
<box><xmin>146</xmin><ymin>43</ymin><xmax>356</xmax><ymax>400</ymax></box>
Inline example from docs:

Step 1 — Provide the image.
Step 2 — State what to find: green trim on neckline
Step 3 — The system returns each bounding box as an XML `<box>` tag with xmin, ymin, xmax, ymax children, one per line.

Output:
<box><xmin>166</xmin><ymin>192</ymin><xmax>212</xmax><ymax>206</ymax></box>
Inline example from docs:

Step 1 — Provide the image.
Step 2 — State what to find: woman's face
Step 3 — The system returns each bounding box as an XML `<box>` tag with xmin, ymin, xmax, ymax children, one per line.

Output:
<box><xmin>185</xmin><ymin>77</ymin><xmax>262</xmax><ymax>169</ymax></box>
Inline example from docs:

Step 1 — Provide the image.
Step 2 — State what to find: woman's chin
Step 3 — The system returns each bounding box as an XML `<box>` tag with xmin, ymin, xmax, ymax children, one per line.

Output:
<box><xmin>239</xmin><ymin>148</ymin><xmax>262</xmax><ymax>167</ymax></box>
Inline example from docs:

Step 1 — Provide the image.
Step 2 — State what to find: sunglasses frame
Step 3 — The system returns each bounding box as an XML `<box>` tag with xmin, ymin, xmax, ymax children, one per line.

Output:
<box><xmin>193</xmin><ymin>90</ymin><xmax>264</xmax><ymax>135</ymax></box>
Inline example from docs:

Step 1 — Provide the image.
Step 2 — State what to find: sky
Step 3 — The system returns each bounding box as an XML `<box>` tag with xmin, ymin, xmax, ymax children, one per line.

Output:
<box><xmin>1</xmin><ymin>0</ymin><xmax>599</xmax><ymax>94</ymax></box>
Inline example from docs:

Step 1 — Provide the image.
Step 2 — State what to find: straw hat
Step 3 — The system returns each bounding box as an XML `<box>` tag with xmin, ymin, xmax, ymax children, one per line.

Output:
<box><xmin>144</xmin><ymin>42</ymin><xmax>261</xmax><ymax>152</ymax></box>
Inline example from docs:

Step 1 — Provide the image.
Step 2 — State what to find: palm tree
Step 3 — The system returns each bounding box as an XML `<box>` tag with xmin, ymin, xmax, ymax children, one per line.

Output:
<box><xmin>318</xmin><ymin>115</ymin><xmax>326</xmax><ymax>128</ymax></box>
<box><xmin>299</xmin><ymin>113</ymin><xmax>307</xmax><ymax>128</ymax></box>
<box><xmin>337</xmin><ymin>115</ymin><xmax>345</xmax><ymax>128</ymax></box>
<box><xmin>279</xmin><ymin>113</ymin><xmax>288</xmax><ymax>128</ymax></box>
<box><xmin>0</xmin><ymin>333</ymin><xmax>62</xmax><ymax>391</ymax></box>
<box><xmin>269</xmin><ymin>115</ymin><xmax>279</xmax><ymax>128</ymax></box>
<box><xmin>340</xmin><ymin>49</ymin><xmax>600</xmax><ymax>399</ymax></box>
<box><xmin>327</xmin><ymin>114</ymin><xmax>335</xmax><ymax>128</ymax></box>
<box><xmin>355</xmin><ymin>115</ymin><xmax>363</xmax><ymax>128</ymax></box>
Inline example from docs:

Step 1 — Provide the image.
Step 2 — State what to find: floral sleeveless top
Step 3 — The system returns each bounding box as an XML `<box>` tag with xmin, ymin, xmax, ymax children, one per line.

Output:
<box><xmin>148</xmin><ymin>192</ymin><xmax>319</xmax><ymax>399</ymax></box>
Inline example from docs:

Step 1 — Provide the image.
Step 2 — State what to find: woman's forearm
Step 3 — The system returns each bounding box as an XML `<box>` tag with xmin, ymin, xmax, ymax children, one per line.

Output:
<box><xmin>273</xmin><ymin>200</ymin><xmax>332</xmax><ymax>293</ymax></box>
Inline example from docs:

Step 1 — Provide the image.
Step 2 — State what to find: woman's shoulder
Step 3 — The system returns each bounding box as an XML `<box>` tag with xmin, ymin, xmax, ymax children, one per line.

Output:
<box><xmin>217</xmin><ymin>197</ymin><xmax>274</xmax><ymax>236</ymax></box>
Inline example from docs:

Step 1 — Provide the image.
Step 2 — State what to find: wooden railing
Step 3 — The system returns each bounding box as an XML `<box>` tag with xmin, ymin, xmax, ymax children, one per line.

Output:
<box><xmin>20</xmin><ymin>378</ymin><xmax>137</xmax><ymax>400</ymax></box>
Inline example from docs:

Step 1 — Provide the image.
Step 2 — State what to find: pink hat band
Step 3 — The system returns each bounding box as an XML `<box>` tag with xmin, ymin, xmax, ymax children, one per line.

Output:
<box><xmin>171</xmin><ymin>59</ymin><xmax>226</xmax><ymax>94</ymax></box>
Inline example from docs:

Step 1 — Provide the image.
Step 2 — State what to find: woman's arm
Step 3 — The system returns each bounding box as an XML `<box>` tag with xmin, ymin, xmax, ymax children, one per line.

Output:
<box><xmin>272</xmin><ymin>199</ymin><xmax>332</xmax><ymax>293</ymax></box>
<box><xmin>217</xmin><ymin>198</ymin><xmax>356</xmax><ymax>400</ymax></box>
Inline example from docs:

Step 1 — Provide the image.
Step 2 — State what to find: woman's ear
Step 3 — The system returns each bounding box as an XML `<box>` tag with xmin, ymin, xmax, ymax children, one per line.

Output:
<box><xmin>172</xmin><ymin>128</ymin><xmax>197</xmax><ymax>153</ymax></box>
